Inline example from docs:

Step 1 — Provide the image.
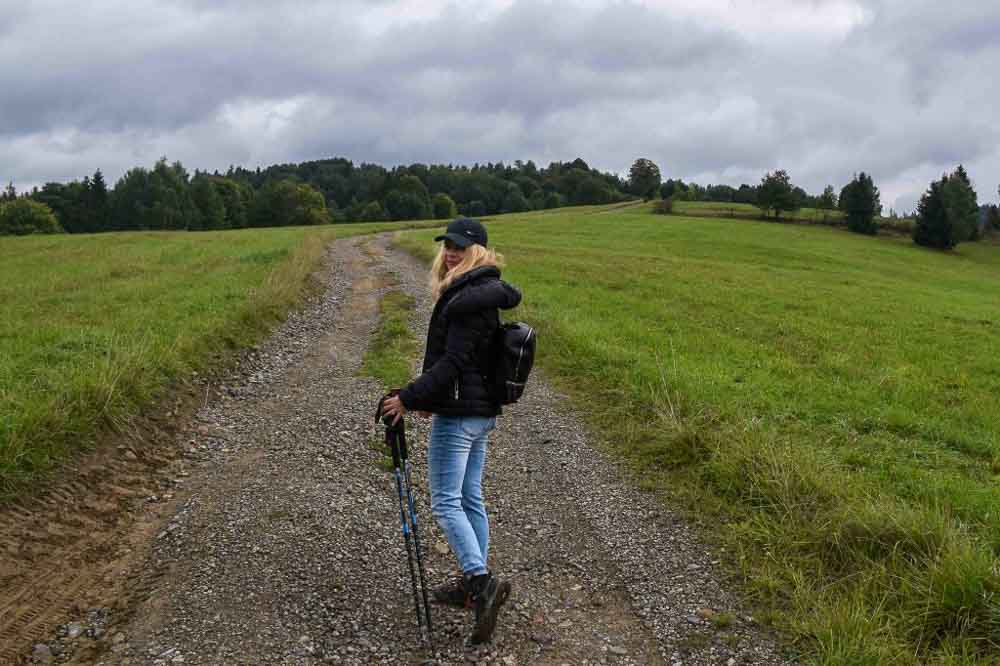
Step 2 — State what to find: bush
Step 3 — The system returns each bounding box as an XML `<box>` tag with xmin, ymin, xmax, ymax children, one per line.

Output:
<box><xmin>652</xmin><ymin>197</ymin><xmax>674</xmax><ymax>215</ymax></box>
<box><xmin>359</xmin><ymin>200</ymin><xmax>388</xmax><ymax>222</ymax></box>
<box><xmin>0</xmin><ymin>199</ymin><xmax>63</xmax><ymax>235</ymax></box>
<box><xmin>528</xmin><ymin>190</ymin><xmax>546</xmax><ymax>210</ymax></box>
<box><xmin>431</xmin><ymin>193</ymin><xmax>457</xmax><ymax>219</ymax></box>
<box><xmin>384</xmin><ymin>189</ymin><xmax>431</xmax><ymax>220</ymax></box>
<box><xmin>502</xmin><ymin>188</ymin><xmax>529</xmax><ymax>213</ymax></box>
<box><xmin>543</xmin><ymin>192</ymin><xmax>563</xmax><ymax>209</ymax></box>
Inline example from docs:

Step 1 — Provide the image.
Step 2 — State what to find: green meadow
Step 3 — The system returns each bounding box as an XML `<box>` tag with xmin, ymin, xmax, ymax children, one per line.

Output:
<box><xmin>0</xmin><ymin>220</ymin><xmax>440</xmax><ymax>499</ymax></box>
<box><xmin>397</xmin><ymin>206</ymin><xmax>1000</xmax><ymax>664</ymax></box>
<box><xmin>673</xmin><ymin>200</ymin><xmax>916</xmax><ymax>234</ymax></box>
<box><xmin>5</xmin><ymin>203</ymin><xmax>1000</xmax><ymax>662</ymax></box>
<box><xmin>674</xmin><ymin>199</ymin><xmax>843</xmax><ymax>221</ymax></box>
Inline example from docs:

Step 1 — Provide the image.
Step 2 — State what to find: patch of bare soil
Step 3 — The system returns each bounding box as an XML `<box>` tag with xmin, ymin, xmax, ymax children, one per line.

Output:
<box><xmin>0</xmin><ymin>376</ymin><xmax>220</xmax><ymax>664</ymax></box>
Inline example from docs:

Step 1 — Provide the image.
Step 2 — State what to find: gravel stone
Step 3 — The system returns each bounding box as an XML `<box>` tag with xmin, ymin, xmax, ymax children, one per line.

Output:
<box><xmin>32</xmin><ymin>643</ymin><xmax>54</xmax><ymax>664</ymax></box>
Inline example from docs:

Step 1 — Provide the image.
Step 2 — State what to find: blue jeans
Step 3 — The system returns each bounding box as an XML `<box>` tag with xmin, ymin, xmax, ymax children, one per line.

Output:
<box><xmin>428</xmin><ymin>414</ymin><xmax>496</xmax><ymax>577</ymax></box>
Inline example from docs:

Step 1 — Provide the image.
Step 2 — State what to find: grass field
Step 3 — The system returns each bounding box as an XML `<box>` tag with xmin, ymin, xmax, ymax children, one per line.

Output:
<box><xmin>0</xmin><ymin>220</ymin><xmax>442</xmax><ymax>500</ymax></box>
<box><xmin>674</xmin><ymin>200</ymin><xmax>844</xmax><ymax>222</ymax></box>
<box><xmin>672</xmin><ymin>200</ymin><xmax>917</xmax><ymax>234</ymax></box>
<box><xmin>397</xmin><ymin>205</ymin><xmax>1000</xmax><ymax>664</ymax></box>
<box><xmin>6</xmin><ymin>204</ymin><xmax>999</xmax><ymax>662</ymax></box>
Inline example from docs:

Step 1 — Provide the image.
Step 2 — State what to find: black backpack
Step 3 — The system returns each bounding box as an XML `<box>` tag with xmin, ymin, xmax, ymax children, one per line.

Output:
<box><xmin>486</xmin><ymin>318</ymin><xmax>536</xmax><ymax>405</ymax></box>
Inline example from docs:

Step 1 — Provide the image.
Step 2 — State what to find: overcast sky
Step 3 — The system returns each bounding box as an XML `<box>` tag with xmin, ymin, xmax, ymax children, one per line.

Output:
<box><xmin>2</xmin><ymin>0</ymin><xmax>998</xmax><ymax>212</ymax></box>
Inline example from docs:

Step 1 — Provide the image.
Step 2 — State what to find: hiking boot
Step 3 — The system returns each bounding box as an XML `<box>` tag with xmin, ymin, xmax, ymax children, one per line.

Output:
<box><xmin>467</xmin><ymin>572</ymin><xmax>512</xmax><ymax>645</ymax></box>
<box><xmin>433</xmin><ymin>576</ymin><xmax>471</xmax><ymax>608</ymax></box>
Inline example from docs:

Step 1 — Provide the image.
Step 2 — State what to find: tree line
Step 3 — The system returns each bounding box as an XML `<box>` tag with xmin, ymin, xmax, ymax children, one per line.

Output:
<box><xmin>629</xmin><ymin>157</ymin><xmax>999</xmax><ymax>251</ymax></box>
<box><xmin>4</xmin><ymin>154</ymin><xmax>999</xmax><ymax>251</ymax></box>
<box><xmin>0</xmin><ymin>156</ymin><xmax>632</xmax><ymax>235</ymax></box>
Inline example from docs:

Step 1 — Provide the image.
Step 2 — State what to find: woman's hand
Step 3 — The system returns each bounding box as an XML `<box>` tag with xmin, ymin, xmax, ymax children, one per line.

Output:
<box><xmin>381</xmin><ymin>395</ymin><xmax>407</xmax><ymax>424</ymax></box>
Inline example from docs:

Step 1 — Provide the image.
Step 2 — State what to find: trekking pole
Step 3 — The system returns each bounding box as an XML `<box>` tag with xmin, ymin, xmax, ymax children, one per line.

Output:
<box><xmin>376</xmin><ymin>393</ymin><xmax>434</xmax><ymax>652</ymax></box>
<box><xmin>398</xmin><ymin>425</ymin><xmax>435</xmax><ymax>652</ymax></box>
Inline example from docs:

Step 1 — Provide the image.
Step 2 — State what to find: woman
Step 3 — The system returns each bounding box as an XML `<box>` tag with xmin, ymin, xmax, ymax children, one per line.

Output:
<box><xmin>380</xmin><ymin>217</ymin><xmax>521</xmax><ymax>645</ymax></box>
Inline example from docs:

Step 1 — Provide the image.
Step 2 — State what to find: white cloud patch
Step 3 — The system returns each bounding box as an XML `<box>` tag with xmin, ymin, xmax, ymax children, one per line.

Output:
<box><xmin>1</xmin><ymin>0</ymin><xmax>998</xmax><ymax>208</ymax></box>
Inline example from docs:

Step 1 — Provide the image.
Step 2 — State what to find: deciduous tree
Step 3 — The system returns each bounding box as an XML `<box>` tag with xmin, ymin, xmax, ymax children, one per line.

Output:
<box><xmin>250</xmin><ymin>179</ymin><xmax>328</xmax><ymax>227</ymax></box>
<box><xmin>756</xmin><ymin>170</ymin><xmax>798</xmax><ymax>219</ymax></box>
<box><xmin>628</xmin><ymin>158</ymin><xmax>661</xmax><ymax>200</ymax></box>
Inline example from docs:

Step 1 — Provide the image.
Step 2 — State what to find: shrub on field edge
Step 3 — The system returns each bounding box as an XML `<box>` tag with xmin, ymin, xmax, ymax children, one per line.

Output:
<box><xmin>652</xmin><ymin>198</ymin><xmax>674</xmax><ymax>215</ymax></box>
<box><xmin>502</xmin><ymin>187</ymin><xmax>530</xmax><ymax>213</ymax></box>
<box><xmin>0</xmin><ymin>198</ymin><xmax>63</xmax><ymax>235</ymax></box>
<box><xmin>359</xmin><ymin>200</ymin><xmax>389</xmax><ymax>222</ymax></box>
<box><xmin>431</xmin><ymin>193</ymin><xmax>457</xmax><ymax>219</ymax></box>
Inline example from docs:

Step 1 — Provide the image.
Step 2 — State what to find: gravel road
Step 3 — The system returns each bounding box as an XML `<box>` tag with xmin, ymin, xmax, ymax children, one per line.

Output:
<box><xmin>25</xmin><ymin>233</ymin><xmax>792</xmax><ymax>665</ymax></box>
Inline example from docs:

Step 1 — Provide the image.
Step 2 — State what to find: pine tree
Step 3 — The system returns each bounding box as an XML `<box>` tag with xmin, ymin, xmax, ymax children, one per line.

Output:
<box><xmin>190</xmin><ymin>174</ymin><xmax>226</xmax><ymax>230</ymax></box>
<box><xmin>841</xmin><ymin>172</ymin><xmax>881</xmax><ymax>235</ymax></box>
<box><xmin>942</xmin><ymin>164</ymin><xmax>979</xmax><ymax>241</ymax></box>
<box><xmin>89</xmin><ymin>169</ymin><xmax>109</xmax><ymax>232</ymax></box>
<box><xmin>913</xmin><ymin>177</ymin><xmax>954</xmax><ymax>249</ymax></box>
<box><xmin>2</xmin><ymin>181</ymin><xmax>16</xmax><ymax>203</ymax></box>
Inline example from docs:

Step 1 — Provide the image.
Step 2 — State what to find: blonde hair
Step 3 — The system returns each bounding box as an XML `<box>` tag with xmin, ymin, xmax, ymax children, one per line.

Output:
<box><xmin>430</xmin><ymin>243</ymin><xmax>505</xmax><ymax>301</ymax></box>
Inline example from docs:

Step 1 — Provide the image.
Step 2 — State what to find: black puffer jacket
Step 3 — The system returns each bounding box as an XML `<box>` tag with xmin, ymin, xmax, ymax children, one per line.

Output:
<box><xmin>398</xmin><ymin>266</ymin><xmax>521</xmax><ymax>417</ymax></box>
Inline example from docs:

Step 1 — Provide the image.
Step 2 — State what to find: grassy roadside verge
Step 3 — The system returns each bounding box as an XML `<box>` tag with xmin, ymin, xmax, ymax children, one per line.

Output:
<box><xmin>360</xmin><ymin>288</ymin><xmax>418</xmax><ymax>390</ymax></box>
<box><xmin>359</xmin><ymin>285</ymin><xmax>420</xmax><ymax>471</ymax></box>
<box><xmin>0</xmin><ymin>220</ymin><xmax>442</xmax><ymax>501</ymax></box>
<box><xmin>395</xmin><ymin>207</ymin><xmax>1000</xmax><ymax>664</ymax></box>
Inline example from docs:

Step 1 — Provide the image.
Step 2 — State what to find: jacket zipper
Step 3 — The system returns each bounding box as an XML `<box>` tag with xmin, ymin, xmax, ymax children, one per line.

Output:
<box><xmin>454</xmin><ymin>378</ymin><xmax>460</xmax><ymax>400</ymax></box>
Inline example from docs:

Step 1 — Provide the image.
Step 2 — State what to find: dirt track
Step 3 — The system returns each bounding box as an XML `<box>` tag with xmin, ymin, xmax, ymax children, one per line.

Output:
<box><xmin>3</xmin><ymin>234</ymin><xmax>791</xmax><ymax>665</ymax></box>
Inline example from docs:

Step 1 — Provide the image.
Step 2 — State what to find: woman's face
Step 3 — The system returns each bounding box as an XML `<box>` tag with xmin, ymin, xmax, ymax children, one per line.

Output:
<box><xmin>443</xmin><ymin>241</ymin><xmax>466</xmax><ymax>271</ymax></box>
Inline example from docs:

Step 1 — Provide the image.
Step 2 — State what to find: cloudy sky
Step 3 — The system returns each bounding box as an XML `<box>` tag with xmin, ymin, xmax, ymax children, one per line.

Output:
<box><xmin>2</xmin><ymin>0</ymin><xmax>998</xmax><ymax>212</ymax></box>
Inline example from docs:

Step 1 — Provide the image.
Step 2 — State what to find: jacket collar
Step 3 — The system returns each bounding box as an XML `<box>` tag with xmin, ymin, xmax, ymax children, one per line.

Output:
<box><xmin>440</xmin><ymin>266</ymin><xmax>500</xmax><ymax>299</ymax></box>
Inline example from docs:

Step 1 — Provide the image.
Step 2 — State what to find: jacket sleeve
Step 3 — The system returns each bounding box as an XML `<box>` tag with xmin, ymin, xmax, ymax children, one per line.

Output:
<box><xmin>398</xmin><ymin>311</ymin><xmax>490</xmax><ymax>409</ymax></box>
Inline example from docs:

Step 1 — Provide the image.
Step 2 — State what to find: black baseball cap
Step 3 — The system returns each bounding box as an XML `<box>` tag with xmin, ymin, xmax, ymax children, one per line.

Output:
<box><xmin>434</xmin><ymin>217</ymin><xmax>488</xmax><ymax>248</ymax></box>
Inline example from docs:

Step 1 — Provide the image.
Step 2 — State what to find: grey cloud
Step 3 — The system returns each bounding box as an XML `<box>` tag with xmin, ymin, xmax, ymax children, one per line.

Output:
<box><xmin>1</xmin><ymin>0</ymin><xmax>999</xmax><ymax>207</ymax></box>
